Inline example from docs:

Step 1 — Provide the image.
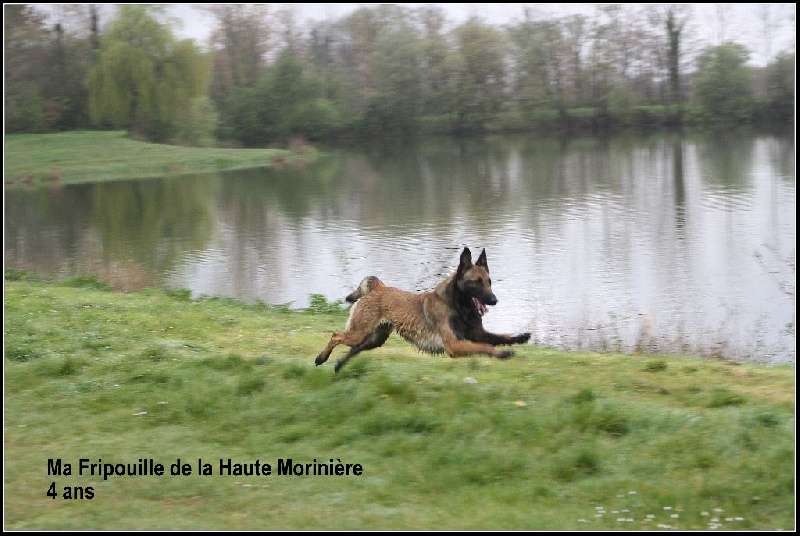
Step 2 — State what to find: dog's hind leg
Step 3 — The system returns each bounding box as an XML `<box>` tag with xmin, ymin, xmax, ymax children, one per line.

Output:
<box><xmin>443</xmin><ymin>338</ymin><xmax>516</xmax><ymax>359</ymax></box>
<box><xmin>334</xmin><ymin>324</ymin><xmax>392</xmax><ymax>373</ymax></box>
<box><xmin>315</xmin><ymin>332</ymin><xmax>346</xmax><ymax>366</ymax></box>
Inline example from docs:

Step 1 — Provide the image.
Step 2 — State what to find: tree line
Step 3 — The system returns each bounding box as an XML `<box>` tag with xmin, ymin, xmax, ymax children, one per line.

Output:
<box><xmin>4</xmin><ymin>4</ymin><xmax>795</xmax><ymax>146</ymax></box>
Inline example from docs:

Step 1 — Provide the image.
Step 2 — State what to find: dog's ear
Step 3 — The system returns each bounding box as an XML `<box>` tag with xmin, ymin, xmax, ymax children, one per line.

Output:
<box><xmin>457</xmin><ymin>247</ymin><xmax>473</xmax><ymax>276</ymax></box>
<box><xmin>476</xmin><ymin>248</ymin><xmax>489</xmax><ymax>271</ymax></box>
<box><xmin>459</xmin><ymin>247</ymin><xmax>473</xmax><ymax>268</ymax></box>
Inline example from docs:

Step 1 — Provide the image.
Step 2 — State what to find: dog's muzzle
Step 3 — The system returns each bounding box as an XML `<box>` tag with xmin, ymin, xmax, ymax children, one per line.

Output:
<box><xmin>473</xmin><ymin>297</ymin><xmax>490</xmax><ymax>316</ymax></box>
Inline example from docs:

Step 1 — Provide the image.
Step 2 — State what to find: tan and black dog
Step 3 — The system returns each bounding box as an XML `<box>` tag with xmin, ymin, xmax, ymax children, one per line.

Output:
<box><xmin>315</xmin><ymin>247</ymin><xmax>531</xmax><ymax>372</ymax></box>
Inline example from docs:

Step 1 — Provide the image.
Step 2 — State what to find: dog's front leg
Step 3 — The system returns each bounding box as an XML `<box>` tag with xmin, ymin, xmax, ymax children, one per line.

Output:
<box><xmin>514</xmin><ymin>333</ymin><xmax>531</xmax><ymax>344</ymax></box>
<box><xmin>468</xmin><ymin>328</ymin><xmax>531</xmax><ymax>347</ymax></box>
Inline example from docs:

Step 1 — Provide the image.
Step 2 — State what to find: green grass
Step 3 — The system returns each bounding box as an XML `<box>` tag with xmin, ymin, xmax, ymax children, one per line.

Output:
<box><xmin>4</xmin><ymin>131</ymin><xmax>306</xmax><ymax>186</ymax></box>
<box><xmin>4</xmin><ymin>277</ymin><xmax>795</xmax><ymax>530</ymax></box>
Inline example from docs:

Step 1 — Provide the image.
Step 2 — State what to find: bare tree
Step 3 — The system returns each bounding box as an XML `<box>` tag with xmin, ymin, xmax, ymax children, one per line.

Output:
<box><xmin>560</xmin><ymin>14</ymin><xmax>588</xmax><ymax>104</ymax></box>
<box><xmin>645</xmin><ymin>5</ymin><xmax>693</xmax><ymax>107</ymax></box>
<box><xmin>274</xmin><ymin>5</ymin><xmax>302</xmax><ymax>56</ymax></box>
<box><xmin>714</xmin><ymin>4</ymin><xmax>730</xmax><ymax>45</ymax></box>
<box><xmin>758</xmin><ymin>5</ymin><xmax>774</xmax><ymax>65</ymax></box>
<box><xmin>203</xmin><ymin>4</ymin><xmax>271</xmax><ymax>103</ymax></box>
<box><xmin>665</xmin><ymin>6</ymin><xmax>686</xmax><ymax>105</ymax></box>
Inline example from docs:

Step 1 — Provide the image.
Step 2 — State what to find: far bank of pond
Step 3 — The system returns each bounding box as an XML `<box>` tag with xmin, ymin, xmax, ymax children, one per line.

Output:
<box><xmin>4</xmin><ymin>129</ymin><xmax>796</xmax><ymax>364</ymax></box>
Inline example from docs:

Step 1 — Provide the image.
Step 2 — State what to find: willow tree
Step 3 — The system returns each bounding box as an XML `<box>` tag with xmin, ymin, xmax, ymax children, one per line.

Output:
<box><xmin>87</xmin><ymin>5</ymin><xmax>210</xmax><ymax>142</ymax></box>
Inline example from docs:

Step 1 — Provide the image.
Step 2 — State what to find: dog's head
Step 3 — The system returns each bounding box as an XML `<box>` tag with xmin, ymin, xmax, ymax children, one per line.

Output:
<box><xmin>345</xmin><ymin>275</ymin><xmax>385</xmax><ymax>304</ymax></box>
<box><xmin>455</xmin><ymin>247</ymin><xmax>497</xmax><ymax>315</ymax></box>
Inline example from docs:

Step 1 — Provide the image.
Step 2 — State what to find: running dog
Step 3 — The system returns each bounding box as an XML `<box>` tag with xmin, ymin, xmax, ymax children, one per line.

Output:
<box><xmin>315</xmin><ymin>247</ymin><xmax>531</xmax><ymax>372</ymax></box>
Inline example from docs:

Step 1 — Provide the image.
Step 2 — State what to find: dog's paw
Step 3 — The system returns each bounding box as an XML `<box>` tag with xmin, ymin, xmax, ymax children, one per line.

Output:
<box><xmin>513</xmin><ymin>333</ymin><xmax>531</xmax><ymax>344</ymax></box>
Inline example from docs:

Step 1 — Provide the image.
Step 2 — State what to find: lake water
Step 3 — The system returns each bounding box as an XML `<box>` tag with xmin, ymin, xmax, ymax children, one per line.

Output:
<box><xmin>5</xmin><ymin>130</ymin><xmax>796</xmax><ymax>363</ymax></box>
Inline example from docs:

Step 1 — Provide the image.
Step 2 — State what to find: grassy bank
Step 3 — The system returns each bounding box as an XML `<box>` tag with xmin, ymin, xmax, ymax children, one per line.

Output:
<box><xmin>4</xmin><ymin>277</ymin><xmax>795</xmax><ymax>530</ymax></box>
<box><xmin>4</xmin><ymin>131</ymin><xmax>305</xmax><ymax>186</ymax></box>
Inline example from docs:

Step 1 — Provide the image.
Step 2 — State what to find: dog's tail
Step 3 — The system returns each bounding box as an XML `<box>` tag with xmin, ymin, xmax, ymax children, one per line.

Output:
<box><xmin>345</xmin><ymin>275</ymin><xmax>385</xmax><ymax>304</ymax></box>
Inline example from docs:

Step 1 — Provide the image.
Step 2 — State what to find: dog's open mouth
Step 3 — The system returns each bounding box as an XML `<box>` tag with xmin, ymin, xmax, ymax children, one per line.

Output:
<box><xmin>473</xmin><ymin>297</ymin><xmax>489</xmax><ymax>316</ymax></box>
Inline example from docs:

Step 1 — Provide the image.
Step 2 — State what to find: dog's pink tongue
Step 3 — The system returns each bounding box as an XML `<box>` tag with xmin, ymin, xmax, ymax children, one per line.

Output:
<box><xmin>474</xmin><ymin>298</ymin><xmax>489</xmax><ymax>316</ymax></box>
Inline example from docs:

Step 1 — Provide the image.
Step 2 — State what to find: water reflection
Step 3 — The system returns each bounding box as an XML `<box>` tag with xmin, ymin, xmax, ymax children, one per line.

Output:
<box><xmin>6</xmin><ymin>176</ymin><xmax>217</xmax><ymax>289</ymax></box>
<box><xmin>5</xmin><ymin>131</ymin><xmax>795</xmax><ymax>363</ymax></box>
